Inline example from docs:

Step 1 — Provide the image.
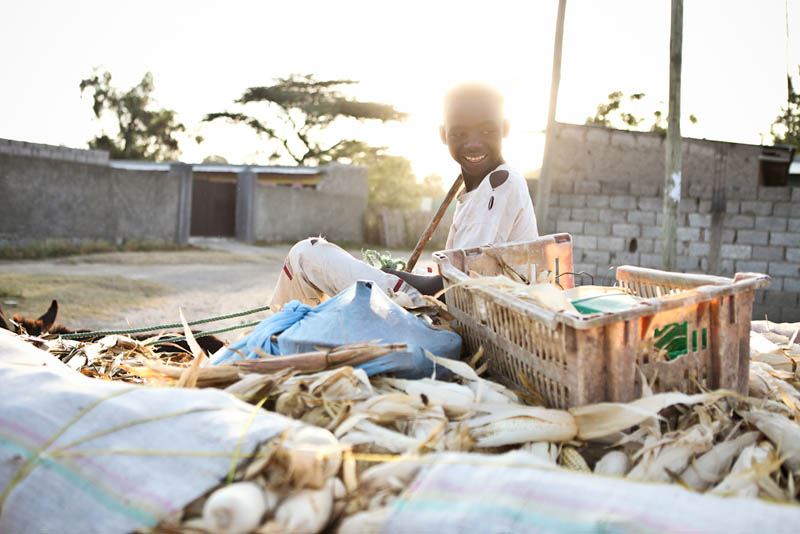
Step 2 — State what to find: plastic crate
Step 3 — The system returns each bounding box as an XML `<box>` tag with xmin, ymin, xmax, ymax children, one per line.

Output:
<box><xmin>432</xmin><ymin>234</ymin><xmax>770</xmax><ymax>409</ymax></box>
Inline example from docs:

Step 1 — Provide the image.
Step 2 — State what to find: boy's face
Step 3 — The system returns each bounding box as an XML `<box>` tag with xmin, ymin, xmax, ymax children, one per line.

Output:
<box><xmin>440</xmin><ymin>96</ymin><xmax>509</xmax><ymax>179</ymax></box>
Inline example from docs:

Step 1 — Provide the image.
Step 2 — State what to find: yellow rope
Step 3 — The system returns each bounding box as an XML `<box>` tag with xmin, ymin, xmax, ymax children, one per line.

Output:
<box><xmin>227</xmin><ymin>396</ymin><xmax>268</xmax><ymax>484</ymax></box>
<box><xmin>0</xmin><ymin>387</ymin><xmax>135</xmax><ymax>510</ymax></box>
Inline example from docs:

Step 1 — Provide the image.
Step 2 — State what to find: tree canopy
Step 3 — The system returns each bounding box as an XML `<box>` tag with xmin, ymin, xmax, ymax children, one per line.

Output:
<box><xmin>79</xmin><ymin>70</ymin><xmax>185</xmax><ymax>160</ymax></box>
<box><xmin>771</xmin><ymin>68</ymin><xmax>800</xmax><ymax>150</ymax></box>
<box><xmin>586</xmin><ymin>91</ymin><xmax>696</xmax><ymax>133</ymax></box>
<box><xmin>348</xmin><ymin>145</ymin><xmax>421</xmax><ymax>209</ymax></box>
<box><xmin>204</xmin><ymin>74</ymin><xmax>407</xmax><ymax>166</ymax></box>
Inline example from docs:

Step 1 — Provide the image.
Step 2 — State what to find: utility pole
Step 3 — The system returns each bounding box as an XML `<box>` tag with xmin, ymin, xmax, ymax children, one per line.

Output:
<box><xmin>662</xmin><ymin>0</ymin><xmax>683</xmax><ymax>271</ymax></box>
<box><xmin>535</xmin><ymin>0</ymin><xmax>567</xmax><ymax>234</ymax></box>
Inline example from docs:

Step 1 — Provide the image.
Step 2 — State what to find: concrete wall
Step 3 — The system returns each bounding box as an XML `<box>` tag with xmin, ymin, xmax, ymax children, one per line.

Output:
<box><xmin>546</xmin><ymin>124</ymin><xmax>800</xmax><ymax>322</ymax></box>
<box><xmin>253</xmin><ymin>163</ymin><xmax>368</xmax><ymax>243</ymax></box>
<box><xmin>0</xmin><ymin>139</ymin><xmax>367</xmax><ymax>248</ymax></box>
<box><xmin>377</xmin><ymin>209</ymin><xmax>453</xmax><ymax>250</ymax></box>
<box><xmin>0</xmin><ymin>137</ymin><xmax>108</xmax><ymax>165</ymax></box>
<box><xmin>549</xmin><ymin>122</ymin><xmax>760</xmax><ymax>188</ymax></box>
<box><xmin>0</xmin><ymin>151</ymin><xmax>179</xmax><ymax>246</ymax></box>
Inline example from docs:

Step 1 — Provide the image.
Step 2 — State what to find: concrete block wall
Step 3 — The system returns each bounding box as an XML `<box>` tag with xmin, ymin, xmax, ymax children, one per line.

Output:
<box><xmin>548</xmin><ymin>122</ymin><xmax>760</xmax><ymax>188</ymax></box>
<box><xmin>550</xmin><ymin>180</ymin><xmax>800</xmax><ymax>322</ymax></box>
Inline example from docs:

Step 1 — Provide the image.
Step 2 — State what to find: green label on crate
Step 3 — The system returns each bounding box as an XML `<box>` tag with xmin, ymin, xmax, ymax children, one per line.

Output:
<box><xmin>653</xmin><ymin>321</ymin><xmax>707</xmax><ymax>360</ymax></box>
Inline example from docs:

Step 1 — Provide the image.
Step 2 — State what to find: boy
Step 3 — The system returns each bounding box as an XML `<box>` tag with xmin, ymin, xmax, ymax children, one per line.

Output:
<box><xmin>270</xmin><ymin>82</ymin><xmax>538</xmax><ymax>311</ymax></box>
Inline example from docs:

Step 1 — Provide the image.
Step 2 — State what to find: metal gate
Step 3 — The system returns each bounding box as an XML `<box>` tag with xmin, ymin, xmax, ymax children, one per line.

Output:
<box><xmin>190</xmin><ymin>174</ymin><xmax>236</xmax><ymax>237</ymax></box>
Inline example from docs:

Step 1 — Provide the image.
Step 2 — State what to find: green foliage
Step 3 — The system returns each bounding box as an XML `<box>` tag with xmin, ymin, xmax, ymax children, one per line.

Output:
<box><xmin>350</xmin><ymin>146</ymin><xmax>421</xmax><ymax>209</ymax></box>
<box><xmin>586</xmin><ymin>91</ymin><xmax>697</xmax><ymax>133</ymax></box>
<box><xmin>771</xmin><ymin>68</ymin><xmax>800</xmax><ymax>150</ymax></box>
<box><xmin>80</xmin><ymin>69</ymin><xmax>185</xmax><ymax>160</ymax></box>
<box><xmin>419</xmin><ymin>173</ymin><xmax>446</xmax><ymax>201</ymax></box>
<box><xmin>205</xmin><ymin>74</ymin><xmax>407</xmax><ymax>166</ymax></box>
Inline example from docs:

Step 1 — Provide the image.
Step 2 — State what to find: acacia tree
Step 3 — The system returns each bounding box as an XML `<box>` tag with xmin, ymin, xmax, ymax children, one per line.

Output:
<box><xmin>79</xmin><ymin>69</ymin><xmax>185</xmax><ymax>160</ymax></box>
<box><xmin>771</xmin><ymin>68</ymin><xmax>800</xmax><ymax>150</ymax></box>
<box><xmin>204</xmin><ymin>74</ymin><xmax>407</xmax><ymax>166</ymax></box>
<box><xmin>586</xmin><ymin>91</ymin><xmax>696</xmax><ymax>133</ymax></box>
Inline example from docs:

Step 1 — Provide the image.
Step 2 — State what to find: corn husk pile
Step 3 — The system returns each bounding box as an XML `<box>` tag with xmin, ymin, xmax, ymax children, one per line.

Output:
<box><xmin>13</xmin><ymin>317</ymin><xmax>800</xmax><ymax>533</ymax></box>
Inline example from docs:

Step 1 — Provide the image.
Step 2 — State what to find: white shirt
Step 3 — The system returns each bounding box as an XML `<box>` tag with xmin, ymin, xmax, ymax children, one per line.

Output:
<box><xmin>445</xmin><ymin>163</ymin><xmax>539</xmax><ymax>250</ymax></box>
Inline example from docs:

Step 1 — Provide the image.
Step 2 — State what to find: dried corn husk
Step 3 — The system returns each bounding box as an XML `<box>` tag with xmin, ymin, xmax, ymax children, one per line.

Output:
<box><xmin>359</xmin><ymin>456</ymin><xmax>422</xmax><ymax>493</ymax></box>
<box><xmin>466</xmin><ymin>406</ymin><xmax>577</xmax><ymax>447</ymax></box>
<box><xmin>201</xmin><ymin>482</ymin><xmax>268</xmax><ymax>534</ymax></box>
<box><xmin>712</xmin><ymin>441</ymin><xmax>779</xmax><ymax>498</ymax></box>
<box><xmin>742</xmin><ymin>409</ymin><xmax>800</xmax><ymax>471</ymax></box>
<box><xmin>519</xmin><ymin>442</ymin><xmax>559</xmax><ymax>465</ymax></box>
<box><xmin>459</xmin><ymin>275</ymin><xmax>577</xmax><ymax>314</ymax></box>
<box><xmin>594</xmin><ymin>450</ymin><xmax>631</xmax><ymax>476</ymax></box>
<box><xmin>423</xmin><ymin>349</ymin><xmax>518</xmax><ymax>404</ymax></box>
<box><xmin>260</xmin><ymin>477</ymin><xmax>343</xmax><ymax>534</ymax></box>
<box><xmin>339</xmin><ymin>419</ymin><xmax>421</xmax><ymax>453</ymax></box>
<box><xmin>377</xmin><ymin>377</ymin><xmax>475</xmax><ymax>415</ymax></box>
<box><xmin>570</xmin><ymin>391</ymin><xmax>728</xmax><ymax>440</ymax></box>
<box><xmin>282</xmin><ymin>426</ymin><xmax>342</xmax><ymax>489</ymax></box>
<box><xmin>749</xmin><ymin>362</ymin><xmax>800</xmax><ymax>401</ymax></box>
<box><xmin>680</xmin><ymin>431</ymin><xmax>760</xmax><ymax>490</ymax></box>
<box><xmin>627</xmin><ymin>424</ymin><xmax>714</xmax><ymax>483</ymax></box>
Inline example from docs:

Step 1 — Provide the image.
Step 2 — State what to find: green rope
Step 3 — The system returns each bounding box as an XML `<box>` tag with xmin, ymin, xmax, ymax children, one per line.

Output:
<box><xmin>60</xmin><ymin>305</ymin><xmax>270</xmax><ymax>339</ymax></box>
<box><xmin>143</xmin><ymin>320</ymin><xmax>261</xmax><ymax>346</ymax></box>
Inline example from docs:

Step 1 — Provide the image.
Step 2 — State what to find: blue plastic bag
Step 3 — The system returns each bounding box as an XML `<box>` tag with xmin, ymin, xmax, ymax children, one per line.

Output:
<box><xmin>212</xmin><ymin>281</ymin><xmax>462</xmax><ymax>379</ymax></box>
<box><xmin>211</xmin><ymin>301</ymin><xmax>312</xmax><ymax>364</ymax></box>
<box><xmin>278</xmin><ymin>280</ymin><xmax>462</xmax><ymax>378</ymax></box>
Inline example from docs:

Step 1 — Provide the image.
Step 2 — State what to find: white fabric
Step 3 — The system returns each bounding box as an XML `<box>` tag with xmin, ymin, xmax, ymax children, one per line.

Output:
<box><xmin>270</xmin><ymin>237</ymin><xmax>425</xmax><ymax>311</ymax></box>
<box><xmin>270</xmin><ymin>164</ymin><xmax>537</xmax><ymax>311</ymax></box>
<box><xmin>0</xmin><ymin>330</ymin><xmax>296</xmax><ymax>534</ymax></box>
<box><xmin>382</xmin><ymin>450</ymin><xmax>800</xmax><ymax>534</ymax></box>
<box><xmin>446</xmin><ymin>163</ymin><xmax>538</xmax><ymax>250</ymax></box>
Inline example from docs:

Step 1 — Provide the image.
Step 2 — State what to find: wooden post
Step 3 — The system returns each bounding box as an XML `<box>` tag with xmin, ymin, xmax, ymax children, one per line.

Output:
<box><xmin>535</xmin><ymin>0</ymin><xmax>567</xmax><ymax>234</ymax></box>
<box><xmin>662</xmin><ymin>0</ymin><xmax>683</xmax><ymax>271</ymax></box>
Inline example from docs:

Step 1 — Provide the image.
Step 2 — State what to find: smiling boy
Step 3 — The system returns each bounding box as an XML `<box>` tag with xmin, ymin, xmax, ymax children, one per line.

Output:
<box><xmin>269</xmin><ymin>82</ymin><xmax>538</xmax><ymax>310</ymax></box>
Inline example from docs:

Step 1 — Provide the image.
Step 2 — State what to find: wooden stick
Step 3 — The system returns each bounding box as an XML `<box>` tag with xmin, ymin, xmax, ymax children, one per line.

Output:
<box><xmin>405</xmin><ymin>175</ymin><xmax>463</xmax><ymax>272</ymax></box>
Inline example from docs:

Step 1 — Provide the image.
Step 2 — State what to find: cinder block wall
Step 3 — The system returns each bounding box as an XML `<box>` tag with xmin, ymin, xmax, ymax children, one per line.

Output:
<box><xmin>544</xmin><ymin>123</ymin><xmax>799</xmax><ymax>322</ymax></box>
<box><xmin>550</xmin><ymin>180</ymin><xmax>800</xmax><ymax>322</ymax></box>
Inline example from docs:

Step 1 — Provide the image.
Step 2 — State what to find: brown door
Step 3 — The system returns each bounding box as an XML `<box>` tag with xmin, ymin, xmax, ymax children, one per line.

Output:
<box><xmin>191</xmin><ymin>175</ymin><xmax>236</xmax><ymax>236</ymax></box>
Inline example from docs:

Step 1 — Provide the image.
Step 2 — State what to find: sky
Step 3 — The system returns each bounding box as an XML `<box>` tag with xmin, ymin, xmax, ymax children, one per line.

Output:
<box><xmin>0</xmin><ymin>0</ymin><xmax>798</xmax><ymax>181</ymax></box>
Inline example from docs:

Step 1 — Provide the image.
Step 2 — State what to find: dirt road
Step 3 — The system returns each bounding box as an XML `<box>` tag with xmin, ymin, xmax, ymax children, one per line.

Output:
<box><xmin>0</xmin><ymin>238</ymin><xmax>288</xmax><ymax>340</ymax></box>
<box><xmin>0</xmin><ymin>238</ymin><xmax>428</xmax><ymax>341</ymax></box>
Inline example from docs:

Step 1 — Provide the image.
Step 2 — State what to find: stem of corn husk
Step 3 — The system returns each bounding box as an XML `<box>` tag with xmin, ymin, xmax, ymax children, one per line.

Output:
<box><xmin>236</xmin><ymin>342</ymin><xmax>407</xmax><ymax>374</ymax></box>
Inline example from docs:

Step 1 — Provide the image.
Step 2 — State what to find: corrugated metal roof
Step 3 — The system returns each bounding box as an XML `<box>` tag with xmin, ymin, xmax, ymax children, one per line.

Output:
<box><xmin>108</xmin><ymin>161</ymin><xmax>322</xmax><ymax>175</ymax></box>
<box><xmin>194</xmin><ymin>164</ymin><xmax>321</xmax><ymax>175</ymax></box>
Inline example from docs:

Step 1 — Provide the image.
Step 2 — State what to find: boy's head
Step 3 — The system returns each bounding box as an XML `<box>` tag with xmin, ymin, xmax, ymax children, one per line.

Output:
<box><xmin>440</xmin><ymin>83</ymin><xmax>509</xmax><ymax>180</ymax></box>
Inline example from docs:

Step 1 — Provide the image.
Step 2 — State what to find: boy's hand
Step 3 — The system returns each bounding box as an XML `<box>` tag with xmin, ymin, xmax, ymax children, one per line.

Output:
<box><xmin>384</xmin><ymin>268</ymin><xmax>444</xmax><ymax>297</ymax></box>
